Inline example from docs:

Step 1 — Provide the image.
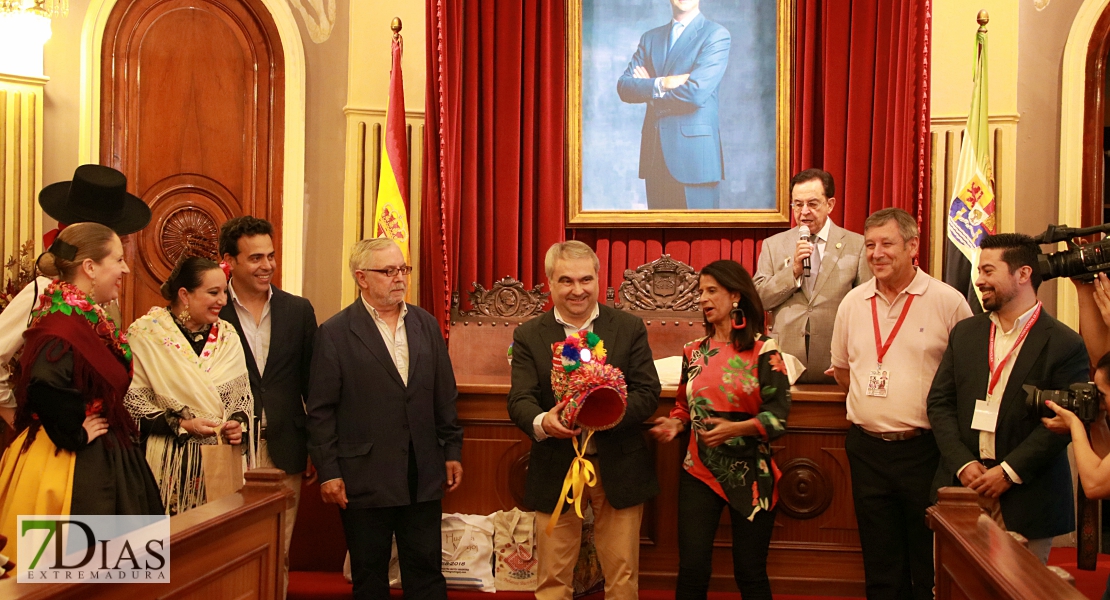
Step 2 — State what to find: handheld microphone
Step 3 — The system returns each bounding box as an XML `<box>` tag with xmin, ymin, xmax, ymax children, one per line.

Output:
<box><xmin>799</xmin><ymin>225</ymin><xmax>811</xmax><ymax>277</ymax></box>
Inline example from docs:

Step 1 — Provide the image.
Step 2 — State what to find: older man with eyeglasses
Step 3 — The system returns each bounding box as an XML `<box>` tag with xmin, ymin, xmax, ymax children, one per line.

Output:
<box><xmin>306</xmin><ymin>238</ymin><xmax>463</xmax><ymax>600</ymax></box>
<box><xmin>753</xmin><ymin>168</ymin><xmax>871</xmax><ymax>384</ymax></box>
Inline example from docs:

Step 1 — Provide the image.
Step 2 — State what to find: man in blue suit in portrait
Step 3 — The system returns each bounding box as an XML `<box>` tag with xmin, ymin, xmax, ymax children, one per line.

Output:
<box><xmin>617</xmin><ymin>0</ymin><xmax>731</xmax><ymax>210</ymax></box>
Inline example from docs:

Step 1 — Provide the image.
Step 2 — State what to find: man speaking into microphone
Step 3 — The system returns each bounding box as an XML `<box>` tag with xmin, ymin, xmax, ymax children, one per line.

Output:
<box><xmin>754</xmin><ymin>169</ymin><xmax>870</xmax><ymax>383</ymax></box>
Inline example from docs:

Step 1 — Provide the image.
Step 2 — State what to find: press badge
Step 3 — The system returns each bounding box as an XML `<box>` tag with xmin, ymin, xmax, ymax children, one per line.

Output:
<box><xmin>971</xmin><ymin>398</ymin><xmax>999</xmax><ymax>433</ymax></box>
<box><xmin>867</xmin><ymin>368</ymin><xmax>889</xmax><ymax>397</ymax></box>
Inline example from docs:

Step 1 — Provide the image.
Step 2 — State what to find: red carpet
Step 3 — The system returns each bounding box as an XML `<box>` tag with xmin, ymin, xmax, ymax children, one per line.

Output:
<box><xmin>295</xmin><ymin>547</ymin><xmax>1110</xmax><ymax>600</ymax></box>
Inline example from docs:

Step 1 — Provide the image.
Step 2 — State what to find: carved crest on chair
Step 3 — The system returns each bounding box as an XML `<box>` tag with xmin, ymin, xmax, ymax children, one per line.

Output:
<box><xmin>455</xmin><ymin>276</ymin><xmax>549</xmax><ymax>318</ymax></box>
<box><xmin>615</xmin><ymin>254</ymin><xmax>700</xmax><ymax>311</ymax></box>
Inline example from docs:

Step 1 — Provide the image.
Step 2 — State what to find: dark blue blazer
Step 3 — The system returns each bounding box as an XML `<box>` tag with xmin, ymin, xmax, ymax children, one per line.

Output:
<box><xmin>617</xmin><ymin>12</ymin><xmax>731</xmax><ymax>184</ymax></box>
<box><xmin>306</xmin><ymin>299</ymin><xmax>463</xmax><ymax>509</ymax></box>
<box><xmin>220</xmin><ymin>285</ymin><xmax>316</xmax><ymax>474</ymax></box>
<box><xmin>927</xmin><ymin>310</ymin><xmax>1089</xmax><ymax>540</ymax></box>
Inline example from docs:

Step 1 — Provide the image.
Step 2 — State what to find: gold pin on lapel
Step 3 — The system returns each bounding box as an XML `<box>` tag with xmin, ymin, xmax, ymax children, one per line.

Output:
<box><xmin>836</xmin><ymin>242</ymin><xmax>843</xmax><ymax>249</ymax></box>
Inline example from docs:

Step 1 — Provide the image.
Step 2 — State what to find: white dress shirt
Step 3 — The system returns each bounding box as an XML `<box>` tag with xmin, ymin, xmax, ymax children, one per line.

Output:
<box><xmin>229</xmin><ymin>280</ymin><xmax>273</xmax><ymax>428</ymax></box>
<box><xmin>228</xmin><ymin>280</ymin><xmax>273</xmax><ymax>377</ymax></box>
<box><xmin>957</xmin><ymin>302</ymin><xmax>1042</xmax><ymax>485</ymax></box>
<box><xmin>361</xmin><ymin>296</ymin><xmax>409</xmax><ymax>386</ymax></box>
<box><xmin>0</xmin><ymin>276</ymin><xmax>52</xmax><ymax>408</ymax></box>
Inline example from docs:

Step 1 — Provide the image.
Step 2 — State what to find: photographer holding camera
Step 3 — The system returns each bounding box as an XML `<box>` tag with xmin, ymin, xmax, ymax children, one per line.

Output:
<box><xmin>1042</xmin><ymin>352</ymin><xmax>1110</xmax><ymax>600</ymax></box>
<box><xmin>1042</xmin><ymin>353</ymin><xmax>1110</xmax><ymax>497</ymax></box>
<box><xmin>927</xmin><ymin>233</ymin><xmax>1090</xmax><ymax>564</ymax></box>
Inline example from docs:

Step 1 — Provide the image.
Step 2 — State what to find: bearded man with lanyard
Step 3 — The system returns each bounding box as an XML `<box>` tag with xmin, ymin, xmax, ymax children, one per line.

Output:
<box><xmin>830</xmin><ymin>208</ymin><xmax>972</xmax><ymax>600</ymax></box>
<box><xmin>927</xmin><ymin>232</ymin><xmax>1089</xmax><ymax>564</ymax></box>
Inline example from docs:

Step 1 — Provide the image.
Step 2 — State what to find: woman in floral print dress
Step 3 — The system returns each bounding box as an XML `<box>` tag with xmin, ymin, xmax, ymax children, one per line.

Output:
<box><xmin>651</xmin><ymin>260</ymin><xmax>791</xmax><ymax>600</ymax></box>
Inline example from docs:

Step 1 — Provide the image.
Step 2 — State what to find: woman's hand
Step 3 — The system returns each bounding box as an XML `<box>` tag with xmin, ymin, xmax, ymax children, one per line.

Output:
<box><xmin>1042</xmin><ymin>400</ymin><xmax>1082</xmax><ymax>435</ymax></box>
<box><xmin>1094</xmin><ymin>273</ymin><xmax>1110</xmax><ymax>328</ymax></box>
<box><xmin>181</xmin><ymin>417</ymin><xmax>221</xmax><ymax>438</ymax></box>
<box><xmin>698</xmin><ymin>417</ymin><xmax>745</xmax><ymax>448</ymax></box>
<box><xmin>649</xmin><ymin>417</ymin><xmax>684</xmax><ymax>443</ymax></box>
<box><xmin>221</xmin><ymin>420</ymin><xmax>243</xmax><ymax>445</ymax></box>
<box><xmin>82</xmin><ymin>413</ymin><xmax>109</xmax><ymax>443</ymax></box>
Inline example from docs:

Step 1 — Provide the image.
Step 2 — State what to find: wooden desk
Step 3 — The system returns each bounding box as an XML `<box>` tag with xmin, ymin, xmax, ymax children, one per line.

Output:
<box><xmin>443</xmin><ymin>377</ymin><xmax>864</xmax><ymax>595</ymax></box>
<box><xmin>0</xmin><ymin>469</ymin><xmax>293</xmax><ymax>600</ymax></box>
<box><xmin>929</xmin><ymin>487</ymin><xmax>1085</xmax><ymax>600</ymax></box>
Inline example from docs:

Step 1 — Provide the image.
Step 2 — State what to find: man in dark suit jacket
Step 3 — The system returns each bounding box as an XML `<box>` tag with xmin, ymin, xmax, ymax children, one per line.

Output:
<box><xmin>218</xmin><ymin>216</ymin><xmax>317</xmax><ymax>598</ymax></box>
<box><xmin>307</xmin><ymin>238</ymin><xmax>463</xmax><ymax>600</ymax></box>
<box><xmin>928</xmin><ymin>233</ymin><xmax>1089</xmax><ymax>564</ymax></box>
<box><xmin>508</xmin><ymin>241</ymin><xmax>661</xmax><ymax>600</ymax></box>
<box><xmin>617</xmin><ymin>0</ymin><xmax>730</xmax><ymax>210</ymax></box>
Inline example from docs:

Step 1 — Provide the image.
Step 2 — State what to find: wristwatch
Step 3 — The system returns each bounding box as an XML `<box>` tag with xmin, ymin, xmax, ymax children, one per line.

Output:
<box><xmin>1001</xmin><ymin>468</ymin><xmax>1014</xmax><ymax>484</ymax></box>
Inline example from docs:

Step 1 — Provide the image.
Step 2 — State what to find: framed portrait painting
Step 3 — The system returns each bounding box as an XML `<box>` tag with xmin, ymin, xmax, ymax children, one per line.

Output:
<box><xmin>566</xmin><ymin>0</ymin><xmax>793</xmax><ymax>227</ymax></box>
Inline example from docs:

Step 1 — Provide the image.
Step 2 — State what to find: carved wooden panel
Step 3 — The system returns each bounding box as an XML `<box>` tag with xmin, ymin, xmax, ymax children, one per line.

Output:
<box><xmin>614</xmin><ymin>254</ymin><xmax>701</xmax><ymax>312</ymax></box>
<box><xmin>101</xmin><ymin>0</ymin><xmax>284</xmax><ymax>324</ymax></box>
<box><xmin>456</xmin><ymin>276</ymin><xmax>549</xmax><ymax>318</ymax></box>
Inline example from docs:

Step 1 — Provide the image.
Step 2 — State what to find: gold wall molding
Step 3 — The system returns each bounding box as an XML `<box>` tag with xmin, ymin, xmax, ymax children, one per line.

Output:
<box><xmin>0</xmin><ymin>73</ymin><xmax>45</xmax><ymax>300</ymax></box>
<box><xmin>341</xmin><ymin>107</ymin><xmax>426</xmax><ymax>303</ymax></box>
<box><xmin>927</xmin><ymin>115</ymin><xmax>1018</xmax><ymax>281</ymax></box>
<box><xmin>1057</xmin><ymin>0</ymin><xmax>1109</xmax><ymax>330</ymax></box>
<box><xmin>79</xmin><ymin>0</ymin><xmax>307</xmax><ymax>294</ymax></box>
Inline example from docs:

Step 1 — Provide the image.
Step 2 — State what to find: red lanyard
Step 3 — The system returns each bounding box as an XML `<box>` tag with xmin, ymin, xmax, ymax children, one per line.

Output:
<box><xmin>871</xmin><ymin>294</ymin><xmax>915</xmax><ymax>367</ymax></box>
<box><xmin>987</xmin><ymin>303</ymin><xmax>1042</xmax><ymax>397</ymax></box>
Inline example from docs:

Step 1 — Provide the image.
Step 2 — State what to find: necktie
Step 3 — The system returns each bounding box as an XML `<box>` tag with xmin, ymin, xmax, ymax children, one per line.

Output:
<box><xmin>669</xmin><ymin>21</ymin><xmax>684</xmax><ymax>51</ymax></box>
<box><xmin>806</xmin><ymin>235</ymin><xmax>821</xmax><ymax>295</ymax></box>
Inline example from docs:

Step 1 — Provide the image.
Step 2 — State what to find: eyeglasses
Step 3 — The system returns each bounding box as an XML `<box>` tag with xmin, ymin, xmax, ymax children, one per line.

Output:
<box><xmin>790</xmin><ymin>200</ymin><xmax>827</xmax><ymax>211</ymax></box>
<box><xmin>358</xmin><ymin>265</ymin><xmax>413</xmax><ymax>277</ymax></box>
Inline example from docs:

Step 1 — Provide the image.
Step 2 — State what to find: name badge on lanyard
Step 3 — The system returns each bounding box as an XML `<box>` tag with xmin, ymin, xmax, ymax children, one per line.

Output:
<box><xmin>867</xmin><ymin>294</ymin><xmax>916</xmax><ymax>398</ymax></box>
<box><xmin>971</xmin><ymin>304</ymin><xmax>1042</xmax><ymax>432</ymax></box>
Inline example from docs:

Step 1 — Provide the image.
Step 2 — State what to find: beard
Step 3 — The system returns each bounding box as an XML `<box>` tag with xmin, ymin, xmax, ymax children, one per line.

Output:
<box><xmin>980</xmin><ymin>286</ymin><xmax>1013</xmax><ymax>312</ymax></box>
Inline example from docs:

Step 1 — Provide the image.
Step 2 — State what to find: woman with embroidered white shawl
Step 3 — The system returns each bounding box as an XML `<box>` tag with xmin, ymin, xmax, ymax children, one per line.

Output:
<box><xmin>124</xmin><ymin>255</ymin><xmax>255</xmax><ymax>515</ymax></box>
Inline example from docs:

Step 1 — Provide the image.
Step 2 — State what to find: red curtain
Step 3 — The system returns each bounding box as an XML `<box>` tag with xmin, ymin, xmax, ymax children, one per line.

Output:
<box><xmin>423</xmin><ymin>0</ymin><xmax>931</xmax><ymax>336</ymax></box>
<box><xmin>422</xmin><ymin>0</ymin><xmax>565</xmax><ymax>336</ymax></box>
<box><xmin>793</xmin><ymin>0</ymin><xmax>932</xmax><ymax>254</ymax></box>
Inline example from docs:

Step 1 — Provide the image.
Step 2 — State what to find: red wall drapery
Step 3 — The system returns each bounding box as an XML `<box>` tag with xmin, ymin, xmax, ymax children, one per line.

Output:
<box><xmin>423</xmin><ymin>0</ymin><xmax>931</xmax><ymax>336</ymax></box>
<box><xmin>421</xmin><ymin>0</ymin><xmax>565</xmax><ymax>335</ymax></box>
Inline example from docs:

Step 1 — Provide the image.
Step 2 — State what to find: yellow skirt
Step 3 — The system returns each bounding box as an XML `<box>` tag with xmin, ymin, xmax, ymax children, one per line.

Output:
<box><xmin>0</xmin><ymin>428</ymin><xmax>76</xmax><ymax>568</ymax></box>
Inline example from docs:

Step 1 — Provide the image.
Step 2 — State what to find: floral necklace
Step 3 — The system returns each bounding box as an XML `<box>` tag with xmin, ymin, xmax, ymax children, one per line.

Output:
<box><xmin>31</xmin><ymin>280</ymin><xmax>132</xmax><ymax>367</ymax></box>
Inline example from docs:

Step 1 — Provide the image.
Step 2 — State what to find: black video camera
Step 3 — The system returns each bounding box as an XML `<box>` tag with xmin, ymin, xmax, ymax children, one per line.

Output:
<box><xmin>1025</xmin><ymin>382</ymin><xmax>1101</xmax><ymax>424</ymax></box>
<box><xmin>1033</xmin><ymin>223</ymin><xmax>1110</xmax><ymax>281</ymax></box>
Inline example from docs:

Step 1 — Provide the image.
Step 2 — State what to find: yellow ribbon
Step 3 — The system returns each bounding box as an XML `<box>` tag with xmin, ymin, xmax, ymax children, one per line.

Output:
<box><xmin>546</xmin><ymin>429</ymin><xmax>597</xmax><ymax>535</ymax></box>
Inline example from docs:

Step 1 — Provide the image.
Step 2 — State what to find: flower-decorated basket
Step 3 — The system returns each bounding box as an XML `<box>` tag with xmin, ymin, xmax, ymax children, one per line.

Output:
<box><xmin>551</xmin><ymin>331</ymin><xmax>627</xmax><ymax>431</ymax></box>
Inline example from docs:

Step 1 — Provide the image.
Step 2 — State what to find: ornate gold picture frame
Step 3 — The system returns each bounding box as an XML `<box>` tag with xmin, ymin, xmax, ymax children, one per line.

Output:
<box><xmin>566</xmin><ymin>0</ymin><xmax>793</xmax><ymax>227</ymax></box>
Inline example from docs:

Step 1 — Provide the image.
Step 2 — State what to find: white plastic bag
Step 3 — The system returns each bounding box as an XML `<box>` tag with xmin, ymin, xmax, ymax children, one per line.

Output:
<box><xmin>441</xmin><ymin>512</ymin><xmax>496</xmax><ymax>592</ymax></box>
<box><xmin>492</xmin><ymin>509</ymin><xmax>538</xmax><ymax>591</ymax></box>
<box><xmin>342</xmin><ymin>537</ymin><xmax>401</xmax><ymax>589</ymax></box>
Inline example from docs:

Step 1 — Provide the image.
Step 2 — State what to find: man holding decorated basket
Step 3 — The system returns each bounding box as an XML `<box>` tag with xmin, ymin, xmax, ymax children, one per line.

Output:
<box><xmin>507</xmin><ymin>241</ymin><xmax>662</xmax><ymax>600</ymax></box>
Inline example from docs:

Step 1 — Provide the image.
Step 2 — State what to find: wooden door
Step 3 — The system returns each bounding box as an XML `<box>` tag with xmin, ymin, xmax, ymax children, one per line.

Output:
<box><xmin>101</xmin><ymin>0</ymin><xmax>284</xmax><ymax>324</ymax></box>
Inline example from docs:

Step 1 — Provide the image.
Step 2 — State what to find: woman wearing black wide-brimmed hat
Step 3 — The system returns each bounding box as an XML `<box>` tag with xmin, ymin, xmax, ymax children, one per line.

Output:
<box><xmin>0</xmin><ymin>165</ymin><xmax>151</xmax><ymax>429</ymax></box>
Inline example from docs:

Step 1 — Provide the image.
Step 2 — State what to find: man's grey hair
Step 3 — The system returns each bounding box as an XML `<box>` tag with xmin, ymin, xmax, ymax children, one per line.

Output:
<box><xmin>544</xmin><ymin>241</ymin><xmax>600</xmax><ymax>280</ymax></box>
<box><xmin>863</xmin><ymin>208</ymin><xmax>918</xmax><ymax>242</ymax></box>
<box><xmin>349</xmin><ymin>238</ymin><xmax>400</xmax><ymax>279</ymax></box>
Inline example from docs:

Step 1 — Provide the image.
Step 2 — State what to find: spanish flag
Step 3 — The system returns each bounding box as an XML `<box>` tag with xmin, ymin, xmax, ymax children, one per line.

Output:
<box><xmin>944</xmin><ymin>20</ymin><xmax>994</xmax><ymax>313</ymax></box>
<box><xmin>372</xmin><ymin>32</ymin><xmax>410</xmax><ymax>263</ymax></box>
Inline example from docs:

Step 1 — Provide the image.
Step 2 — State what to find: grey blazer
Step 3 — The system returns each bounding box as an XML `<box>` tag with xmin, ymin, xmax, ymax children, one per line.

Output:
<box><xmin>754</xmin><ymin>223</ymin><xmax>870</xmax><ymax>383</ymax></box>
